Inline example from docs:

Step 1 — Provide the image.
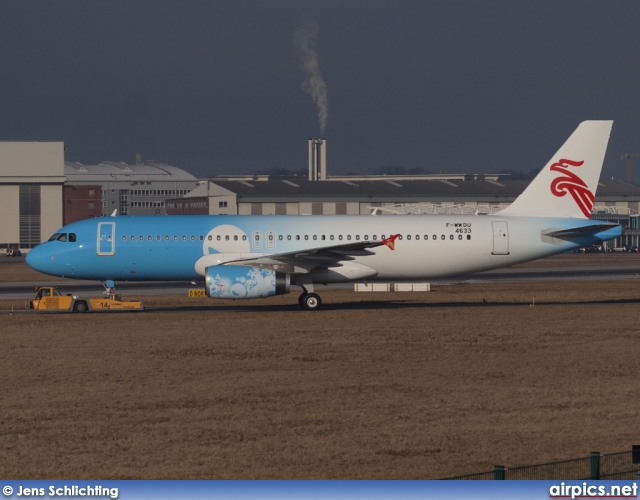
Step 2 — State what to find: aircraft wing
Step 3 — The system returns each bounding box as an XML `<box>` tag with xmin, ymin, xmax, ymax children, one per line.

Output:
<box><xmin>221</xmin><ymin>234</ymin><xmax>400</xmax><ymax>272</ymax></box>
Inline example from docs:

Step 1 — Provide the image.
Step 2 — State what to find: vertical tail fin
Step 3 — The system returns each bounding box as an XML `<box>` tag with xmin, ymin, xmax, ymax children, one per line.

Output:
<box><xmin>499</xmin><ymin>121</ymin><xmax>613</xmax><ymax>218</ymax></box>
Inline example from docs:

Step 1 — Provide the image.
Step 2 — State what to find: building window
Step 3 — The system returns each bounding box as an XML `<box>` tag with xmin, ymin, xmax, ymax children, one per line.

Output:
<box><xmin>19</xmin><ymin>185</ymin><xmax>40</xmax><ymax>249</ymax></box>
<box><xmin>219</xmin><ymin>201</ymin><xmax>227</xmax><ymax>208</ymax></box>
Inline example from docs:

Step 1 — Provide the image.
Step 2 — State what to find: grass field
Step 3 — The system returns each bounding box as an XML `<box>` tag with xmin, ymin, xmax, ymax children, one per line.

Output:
<box><xmin>2</xmin><ymin>256</ymin><xmax>640</xmax><ymax>479</ymax></box>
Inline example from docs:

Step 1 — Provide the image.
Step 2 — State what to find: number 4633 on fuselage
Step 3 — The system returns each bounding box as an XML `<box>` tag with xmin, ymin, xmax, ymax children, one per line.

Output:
<box><xmin>26</xmin><ymin>121</ymin><xmax>621</xmax><ymax>310</ymax></box>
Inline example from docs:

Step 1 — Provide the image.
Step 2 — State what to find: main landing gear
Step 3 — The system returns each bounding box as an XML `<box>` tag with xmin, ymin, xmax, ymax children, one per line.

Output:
<box><xmin>298</xmin><ymin>292</ymin><xmax>322</xmax><ymax>311</ymax></box>
<box><xmin>297</xmin><ymin>283</ymin><xmax>322</xmax><ymax>311</ymax></box>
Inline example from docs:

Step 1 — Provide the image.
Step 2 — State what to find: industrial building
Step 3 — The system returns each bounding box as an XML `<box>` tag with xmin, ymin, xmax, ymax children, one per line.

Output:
<box><xmin>0</xmin><ymin>142</ymin><xmax>65</xmax><ymax>250</ymax></box>
<box><xmin>64</xmin><ymin>160</ymin><xmax>199</xmax><ymax>220</ymax></box>
<box><xmin>2</xmin><ymin>138</ymin><xmax>640</xmax><ymax>250</ymax></box>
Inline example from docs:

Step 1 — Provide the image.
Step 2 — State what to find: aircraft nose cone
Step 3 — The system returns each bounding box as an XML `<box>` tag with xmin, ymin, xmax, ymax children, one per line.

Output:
<box><xmin>25</xmin><ymin>247</ymin><xmax>38</xmax><ymax>269</ymax></box>
<box><xmin>26</xmin><ymin>245</ymin><xmax>50</xmax><ymax>273</ymax></box>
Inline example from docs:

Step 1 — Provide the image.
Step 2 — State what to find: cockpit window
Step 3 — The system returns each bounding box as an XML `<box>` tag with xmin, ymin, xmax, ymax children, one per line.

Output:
<box><xmin>48</xmin><ymin>232</ymin><xmax>76</xmax><ymax>242</ymax></box>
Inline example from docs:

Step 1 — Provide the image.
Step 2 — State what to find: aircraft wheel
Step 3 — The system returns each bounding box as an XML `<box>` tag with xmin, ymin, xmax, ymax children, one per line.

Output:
<box><xmin>73</xmin><ymin>301</ymin><xmax>88</xmax><ymax>313</ymax></box>
<box><xmin>300</xmin><ymin>292</ymin><xmax>321</xmax><ymax>311</ymax></box>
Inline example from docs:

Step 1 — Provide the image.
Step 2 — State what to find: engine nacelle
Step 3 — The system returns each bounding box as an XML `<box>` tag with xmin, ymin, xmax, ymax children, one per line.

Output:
<box><xmin>205</xmin><ymin>265</ymin><xmax>290</xmax><ymax>300</ymax></box>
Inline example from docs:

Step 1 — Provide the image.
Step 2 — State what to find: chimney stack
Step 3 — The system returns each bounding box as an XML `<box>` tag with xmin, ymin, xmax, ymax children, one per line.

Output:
<box><xmin>308</xmin><ymin>138</ymin><xmax>327</xmax><ymax>181</ymax></box>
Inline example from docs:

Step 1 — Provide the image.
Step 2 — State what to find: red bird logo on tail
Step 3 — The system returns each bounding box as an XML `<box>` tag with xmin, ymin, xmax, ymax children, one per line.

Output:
<box><xmin>549</xmin><ymin>159</ymin><xmax>593</xmax><ymax>218</ymax></box>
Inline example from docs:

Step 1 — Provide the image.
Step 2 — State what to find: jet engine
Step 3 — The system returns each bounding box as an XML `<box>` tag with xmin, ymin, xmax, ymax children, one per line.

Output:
<box><xmin>205</xmin><ymin>265</ymin><xmax>290</xmax><ymax>300</ymax></box>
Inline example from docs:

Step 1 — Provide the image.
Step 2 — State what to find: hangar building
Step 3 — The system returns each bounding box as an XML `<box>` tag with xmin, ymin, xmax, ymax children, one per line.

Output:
<box><xmin>166</xmin><ymin>174</ymin><xmax>640</xmax><ymax>249</ymax></box>
<box><xmin>64</xmin><ymin>161</ymin><xmax>199</xmax><ymax>221</ymax></box>
<box><xmin>2</xmin><ymin>138</ymin><xmax>639</xmax><ymax>250</ymax></box>
<box><xmin>0</xmin><ymin>142</ymin><xmax>65</xmax><ymax>250</ymax></box>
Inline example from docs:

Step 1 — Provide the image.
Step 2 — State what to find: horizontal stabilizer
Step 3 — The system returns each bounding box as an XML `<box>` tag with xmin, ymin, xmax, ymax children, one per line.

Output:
<box><xmin>543</xmin><ymin>223</ymin><xmax>619</xmax><ymax>241</ymax></box>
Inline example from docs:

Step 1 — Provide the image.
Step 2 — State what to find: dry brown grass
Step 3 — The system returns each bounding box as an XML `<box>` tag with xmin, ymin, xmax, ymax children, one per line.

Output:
<box><xmin>1</xmin><ymin>256</ymin><xmax>640</xmax><ymax>479</ymax></box>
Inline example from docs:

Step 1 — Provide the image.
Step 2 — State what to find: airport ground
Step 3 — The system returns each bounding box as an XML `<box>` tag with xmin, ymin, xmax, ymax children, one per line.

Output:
<box><xmin>1</xmin><ymin>255</ymin><xmax>640</xmax><ymax>479</ymax></box>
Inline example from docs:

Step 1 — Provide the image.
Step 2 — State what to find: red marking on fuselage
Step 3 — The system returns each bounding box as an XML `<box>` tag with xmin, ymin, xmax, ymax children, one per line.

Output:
<box><xmin>382</xmin><ymin>234</ymin><xmax>400</xmax><ymax>251</ymax></box>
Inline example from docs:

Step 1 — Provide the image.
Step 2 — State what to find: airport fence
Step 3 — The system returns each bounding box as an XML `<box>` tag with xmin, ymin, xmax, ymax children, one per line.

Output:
<box><xmin>443</xmin><ymin>447</ymin><xmax>640</xmax><ymax>480</ymax></box>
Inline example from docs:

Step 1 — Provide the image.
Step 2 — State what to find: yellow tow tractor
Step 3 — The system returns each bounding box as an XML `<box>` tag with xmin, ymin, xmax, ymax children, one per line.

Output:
<box><xmin>29</xmin><ymin>286</ymin><xmax>144</xmax><ymax>313</ymax></box>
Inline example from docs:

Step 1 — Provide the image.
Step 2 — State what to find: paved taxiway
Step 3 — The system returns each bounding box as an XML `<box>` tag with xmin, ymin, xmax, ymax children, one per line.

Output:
<box><xmin>2</xmin><ymin>261</ymin><xmax>640</xmax><ymax>300</ymax></box>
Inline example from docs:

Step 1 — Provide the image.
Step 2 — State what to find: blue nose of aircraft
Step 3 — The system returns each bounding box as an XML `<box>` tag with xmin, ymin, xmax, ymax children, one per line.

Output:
<box><xmin>25</xmin><ymin>244</ymin><xmax>53</xmax><ymax>275</ymax></box>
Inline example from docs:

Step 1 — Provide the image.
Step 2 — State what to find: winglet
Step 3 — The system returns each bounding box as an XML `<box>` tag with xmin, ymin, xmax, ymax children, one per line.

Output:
<box><xmin>382</xmin><ymin>234</ymin><xmax>400</xmax><ymax>250</ymax></box>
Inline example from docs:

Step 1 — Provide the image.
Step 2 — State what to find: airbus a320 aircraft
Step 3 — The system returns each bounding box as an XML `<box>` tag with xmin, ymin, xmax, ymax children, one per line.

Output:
<box><xmin>27</xmin><ymin>121</ymin><xmax>621</xmax><ymax>310</ymax></box>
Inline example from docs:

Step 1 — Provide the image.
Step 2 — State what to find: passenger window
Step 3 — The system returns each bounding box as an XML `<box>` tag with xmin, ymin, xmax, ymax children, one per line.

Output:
<box><xmin>191</xmin><ymin>236</ymin><xmax>195</xmax><ymax>241</ymax></box>
<box><xmin>355</xmin><ymin>235</ymin><xmax>360</xmax><ymax>241</ymax></box>
<box><xmin>182</xmin><ymin>236</ymin><xmax>186</xmax><ymax>241</ymax></box>
<box><xmin>304</xmin><ymin>235</ymin><xmax>309</xmax><ymax>240</ymax></box>
<box><xmin>373</xmin><ymin>235</ymin><xmax>377</xmax><ymax>241</ymax></box>
<box><xmin>139</xmin><ymin>236</ymin><xmax>144</xmax><ymax>241</ymax></box>
<box><xmin>242</xmin><ymin>235</ymin><xmax>247</xmax><ymax>241</ymax></box>
<box><xmin>416</xmin><ymin>235</ymin><xmax>419</xmax><ymax>240</ymax></box>
<box><xmin>148</xmin><ymin>236</ymin><xmax>152</xmax><ymax>241</ymax></box>
<box><xmin>407</xmin><ymin>235</ymin><xmax>411</xmax><ymax>240</ymax></box>
<box><xmin>234</xmin><ymin>235</ymin><xmax>238</xmax><ymax>241</ymax></box>
<box><xmin>174</xmin><ymin>236</ymin><xmax>178</xmax><ymax>241</ymax></box>
<box><xmin>450</xmin><ymin>235</ymin><xmax>454</xmax><ymax>240</ymax></box>
<box><xmin>441</xmin><ymin>235</ymin><xmax>445</xmax><ymax>240</ymax></box>
<box><xmin>313</xmin><ymin>235</ymin><xmax>317</xmax><ymax>240</ymax></box>
<box><xmin>225</xmin><ymin>235</ymin><xmax>229</xmax><ymax>241</ymax></box>
<box><xmin>131</xmin><ymin>236</ymin><xmax>135</xmax><ymax>242</ymax></box>
<box><xmin>458</xmin><ymin>235</ymin><xmax>463</xmax><ymax>240</ymax></box>
<box><xmin>339</xmin><ymin>235</ymin><xmax>343</xmax><ymax>240</ymax></box>
<box><xmin>330</xmin><ymin>235</ymin><xmax>334</xmax><ymax>240</ymax></box>
<box><xmin>364</xmin><ymin>235</ymin><xmax>368</xmax><ymax>240</ymax></box>
<box><xmin>425</xmin><ymin>235</ymin><xmax>429</xmax><ymax>240</ymax></box>
<box><xmin>122</xmin><ymin>236</ymin><xmax>126</xmax><ymax>241</ymax></box>
<box><xmin>347</xmin><ymin>235</ymin><xmax>352</xmax><ymax>240</ymax></box>
<box><xmin>296</xmin><ymin>235</ymin><xmax>300</xmax><ymax>240</ymax></box>
<box><xmin>165</xmin><ymin>236</ymin><xmax>169</xmax><ymax>241</ymax></box>
<box><xmin>287</xmin><ymin>235</ymin><xmax>292</xmax><ymax>240</ymax></box>
<box><xmin>467</xmin><ymin>235</ymin><xmax>471</xmax><ymax>240</ymax></box>
<box><xmin>433</xmin><ymin>235</ymin><xmax>437</xmax><ymax>240</ymax></box>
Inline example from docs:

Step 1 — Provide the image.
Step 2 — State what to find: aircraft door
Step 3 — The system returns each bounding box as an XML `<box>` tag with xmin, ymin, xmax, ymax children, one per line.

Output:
<box><xmin>266</xmin><ymin>231</ymin><xmax>276</xmax><ymax>249</ymax></box>
<box><xmin>252</xmin><ymin>231</ymin><xmax>263</xmax><ymax>249</ymax></box>
<box><xmin>492</xmin><ymin>221</ymin><xmax>509</xmax><ymax>255</ymax></box>
<box><xmin>97</xmin><ymin>222</ymin><xmax>116</xmax><ymax>256</ymax></box>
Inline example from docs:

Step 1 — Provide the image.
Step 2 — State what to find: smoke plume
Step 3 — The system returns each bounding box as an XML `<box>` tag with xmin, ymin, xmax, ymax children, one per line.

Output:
<box><xmin>294</xmin><ymin>18</ymin><xmax>328</xmax><ymax>136</ymax></box>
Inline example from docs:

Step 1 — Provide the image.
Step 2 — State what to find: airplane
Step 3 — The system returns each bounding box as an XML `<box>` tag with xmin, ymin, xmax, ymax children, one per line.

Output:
<box><xmin>26</xmin><ymin>121</ymin><xmax>622</xmax><ymax>310</ymax></box>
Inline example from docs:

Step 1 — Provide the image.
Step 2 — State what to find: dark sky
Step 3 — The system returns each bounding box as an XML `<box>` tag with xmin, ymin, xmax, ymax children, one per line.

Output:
<box><xmin>2</xmin><ymin>1</ymin><xmax>639</xmax><ymax>180</ymax></box>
